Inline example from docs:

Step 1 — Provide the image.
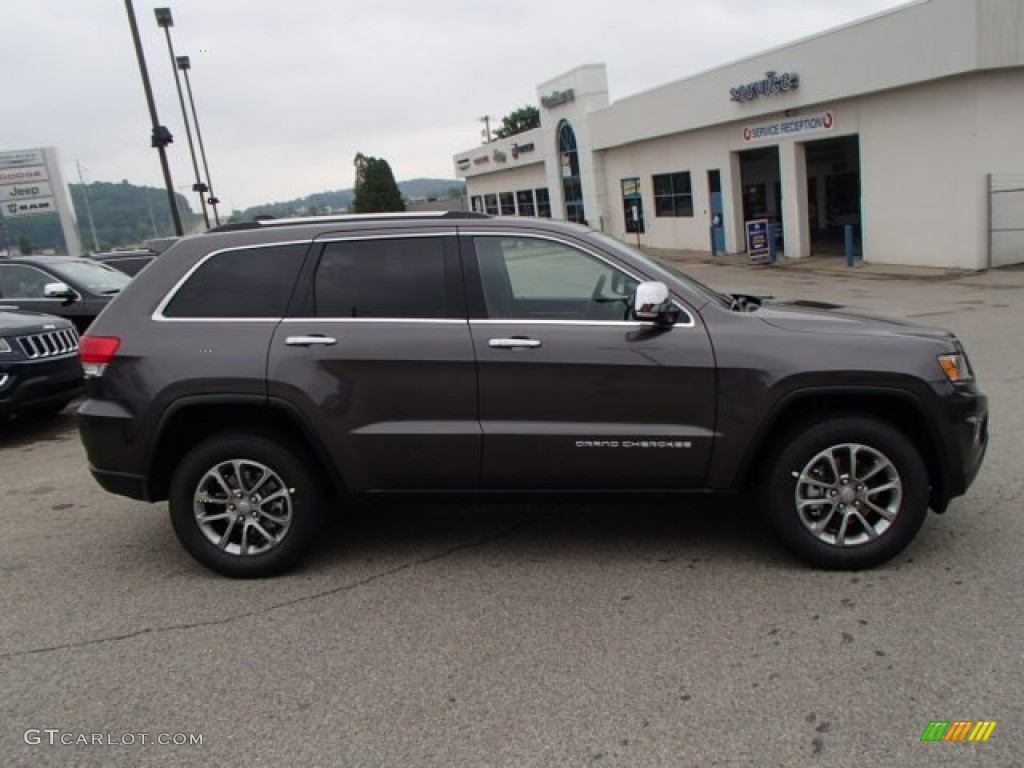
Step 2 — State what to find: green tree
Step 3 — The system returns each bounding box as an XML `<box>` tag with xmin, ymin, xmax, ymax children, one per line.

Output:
<box><xmin>494</xmin><ymin>105</ymin><xmax>540</xmax><ymax>139</ymax></box>
<box><xmin>18</xmin><ymin>236</ymin><xmax>33</xmax><ymax>255</ymax></box>
<box><xmin>352</xmin><ymin>153</ymin><xmax>405</xmax><ymax>213</ymax></box>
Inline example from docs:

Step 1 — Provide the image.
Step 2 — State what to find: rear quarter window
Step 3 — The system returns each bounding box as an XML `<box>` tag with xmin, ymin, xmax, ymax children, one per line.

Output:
<box><xmin>162</xmin><ymin>244</ymin><xmax>308</xmax><ymax>318</ymax></box>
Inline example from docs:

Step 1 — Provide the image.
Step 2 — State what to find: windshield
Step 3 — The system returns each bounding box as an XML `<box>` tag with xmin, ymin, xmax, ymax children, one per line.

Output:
<box><xmin>51</xmin><ymin>260</ymin><xmax>131</xmax><ymax>295</ymax></box>
<box><xmin>588</xmin><ymin>232</ymin><xmax>730</xmax><ymax>307</ymax></box>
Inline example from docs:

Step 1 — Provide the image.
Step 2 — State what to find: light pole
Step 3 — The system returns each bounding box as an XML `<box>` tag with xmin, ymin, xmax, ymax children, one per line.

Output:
<box><xmin>76</xmin><ymin>160</ymin><xmax>101</xmax><ymax>251</ymax></box>
<box><xmin>123</xmin><ymin>0</ymin><xmax>183</xmax><ymax>236</ymax></box>
<box><xmin>177</xmin><ymin>55</ymin><xmax>221</xmax><ymax>226</ymax></box>
<box><xmin>155</xmin><ymin>7</ymin><xmax>209</xmax><ymax>229</ymax></box>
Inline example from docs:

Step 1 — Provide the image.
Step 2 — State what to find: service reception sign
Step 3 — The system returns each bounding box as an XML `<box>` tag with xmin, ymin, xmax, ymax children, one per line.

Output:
<box><xmin>743</xmin><ymin>111</ymin><xmax>834</xmax><ymax>142</ymax></box>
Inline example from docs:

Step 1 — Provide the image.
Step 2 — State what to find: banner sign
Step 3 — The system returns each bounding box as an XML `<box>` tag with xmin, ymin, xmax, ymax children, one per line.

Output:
<box><xmin>743</xmin><ymin>111</ymin><xmax>834</xmax><ymax>142</ymax></box>
<box><xmin>746</xmin><ymin>219</ymin><xmax>771</xmax><ymax>264</ymax></box>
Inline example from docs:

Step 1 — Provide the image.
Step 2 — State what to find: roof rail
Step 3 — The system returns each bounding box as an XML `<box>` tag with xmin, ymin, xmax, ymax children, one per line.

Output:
<box><xmin>209</xmin><ymin>210</ymin><xmax>490</xmax><ymax>233</ymax></box>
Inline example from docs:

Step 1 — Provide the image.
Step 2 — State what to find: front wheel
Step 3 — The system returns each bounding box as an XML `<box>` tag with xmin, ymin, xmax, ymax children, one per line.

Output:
<box><xmin>169</xmin><ymin>432</ymin><xmax>326</xmax><ymax>578</ymax></box>
<box><xmin>763</xmin><ymin>416</ymin><xmax>929</xmax><ymax>570</ymax></box>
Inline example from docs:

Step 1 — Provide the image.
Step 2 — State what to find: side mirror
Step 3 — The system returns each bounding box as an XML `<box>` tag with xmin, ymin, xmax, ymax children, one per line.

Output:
<box><xmin>44</xmin><ymin>282</ymin><xmax>76</xmax><ymax>300</ymax></box>
<box><xmin>633</xmin><ymin>281</ymin><xmax>681</xmax><ymax>327</ymax></box>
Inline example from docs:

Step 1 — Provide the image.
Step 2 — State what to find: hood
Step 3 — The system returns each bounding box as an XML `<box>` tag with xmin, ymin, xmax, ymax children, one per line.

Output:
<box><xmin>756</xmin><ymin>299</ymin><xmax>955</xmax><ymax>342</ymax></box>
<box><xmin>0</xmin><ymin>309</ymin><xmax>74</xmax><ymax>334</ymax></box>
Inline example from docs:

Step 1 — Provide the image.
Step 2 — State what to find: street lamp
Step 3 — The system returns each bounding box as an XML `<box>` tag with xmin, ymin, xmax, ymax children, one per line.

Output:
<box><xmin>176</xmin><ymin>55</ymin><xmax>221</xmax><ymax>226</ymax></box>
<box><xmin>123</xmin><ymin>0</ymin><xmax>183</xmax><ymax>236</ymax></box>
<box><xmin>155</xmin><ymin>7</ymin><xmax>210</xmax><ymax>229</ymax></box>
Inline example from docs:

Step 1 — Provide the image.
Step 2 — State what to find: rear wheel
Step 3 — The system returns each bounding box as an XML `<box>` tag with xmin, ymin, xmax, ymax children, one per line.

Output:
<box><xmin>763</xmin><ymin>416</ymin><xmax>929</xmax><ymax>569</ymax></box>
<box><xmin>169</xmin><ymin>432</ymin><xmax>326</xmax><ymax>578</ymax></box>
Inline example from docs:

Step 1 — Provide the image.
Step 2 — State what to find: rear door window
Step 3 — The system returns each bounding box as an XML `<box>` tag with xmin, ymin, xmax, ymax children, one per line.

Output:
<box><xmin>313</xmin><ymin>237</ymin><xmax>455</xmax><ymax>318</ymax></box>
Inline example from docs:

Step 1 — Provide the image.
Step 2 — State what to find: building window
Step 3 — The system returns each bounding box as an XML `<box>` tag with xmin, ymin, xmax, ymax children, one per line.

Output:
<box><xmin>621</xmin><ymin>178</ymin><xmax>644</xmax><ymax>234</ymax></box>
<box><xmin>558</xmin><ymin>120</ymin><xmax>585</xmax><ymax>223</ymax></box>
<box><xmin>653</xmin><ymin>172</ymin><xmax>693</xmax><ymax>217</ymax></box>
<box><xmin>470</xmin><ymin>195</ymin><xmax>483</xmax><ymax>213</ymax></box>
<box><xmin>516</xmin><ymin>190</ymin><xmax>535</xmax><ymax>216</ymax></box>
<box><xmin>499</xmin><ymin>192</ymin><xmax>516</xmax><ymax>215</ymax></box>
<box><xmin>484</xmin><ymin>194</ymin><xmax>499</xmax><ymax>215</ymax></box>
<box><xmin>535</xmin><ymin>188</ymin><xmax>551</xmax><ymax>218</ymax></box>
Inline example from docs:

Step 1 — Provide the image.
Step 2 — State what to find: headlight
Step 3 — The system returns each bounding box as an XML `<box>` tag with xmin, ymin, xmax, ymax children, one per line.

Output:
<box><xmin>938</xmin><ymin>352</ymin><xmax>973</xmax><ymax>382</ymax></box>
<box><xmin>0</xmin><ymin>338</ymin><xmax>11</xmax><ymax>354</ymax></box>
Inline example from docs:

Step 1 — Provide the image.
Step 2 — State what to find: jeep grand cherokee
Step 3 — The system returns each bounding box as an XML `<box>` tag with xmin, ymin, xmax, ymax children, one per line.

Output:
<box><xmin>76</xmin><ymin>212</ymin><xmax>988</xmax><ymax>577</ymax></box>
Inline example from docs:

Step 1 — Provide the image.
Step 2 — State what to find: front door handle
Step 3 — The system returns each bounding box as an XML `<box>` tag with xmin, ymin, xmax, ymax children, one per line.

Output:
<box><xmin>488</xmin><ymin>337</ymin><xmax>541</xmax><ymax>349</ymax></box>
<box><xmin>286</xmin><ymin>335</ymin><xmax>337</xmax><ymax>347</ymax></box>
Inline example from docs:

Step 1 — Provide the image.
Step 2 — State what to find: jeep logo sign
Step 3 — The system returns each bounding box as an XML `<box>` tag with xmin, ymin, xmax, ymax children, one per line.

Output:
<box><xmin>0</xmin><ymin>181</ymin><xmax>52</xmax><ymax>202</ymax></box>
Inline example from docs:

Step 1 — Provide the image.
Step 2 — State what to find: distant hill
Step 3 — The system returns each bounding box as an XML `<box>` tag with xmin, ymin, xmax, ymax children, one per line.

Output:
<box><xmin>1</xmin><ymin>181</ymin><xmax>199</xmax><ymax>254</ymax></box>
<box><xmin>230</xmin><ymin>178</ymin><xmax>465</xmax><ymax>222</ymax></box>
<box><xmin>0</xmin><ymin>177</ymin><xmax>466</xmax><ymax>254</ymax></box>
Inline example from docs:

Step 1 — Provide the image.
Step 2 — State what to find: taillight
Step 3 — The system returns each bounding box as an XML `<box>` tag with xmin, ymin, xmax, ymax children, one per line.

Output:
<box><xmin>79</xmin><ymin>335</ymin><xmax>121</xmax><ymax>377</ymax></box>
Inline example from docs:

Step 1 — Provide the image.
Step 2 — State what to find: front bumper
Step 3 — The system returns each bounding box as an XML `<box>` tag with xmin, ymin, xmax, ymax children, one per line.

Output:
<box><xmin>0</xmin><ymin>356</ymin><xmax>84</xmax><ymax>417</ymax></box>
<box><xmin>931</xmin><ymin>381</ymin><xmax>988</xmax><ymax>510</ymax></box>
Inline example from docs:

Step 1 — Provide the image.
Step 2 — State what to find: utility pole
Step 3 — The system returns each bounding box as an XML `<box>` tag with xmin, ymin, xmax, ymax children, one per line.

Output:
<box><xmin>76</xmin><ymin>161</ymin><xmax>101</xmax><ymax>252</ymax></box>
<box><xmin>479</xmin><ymin>115</ymin><xmax>493</xmax><ymax>144</ymax></box>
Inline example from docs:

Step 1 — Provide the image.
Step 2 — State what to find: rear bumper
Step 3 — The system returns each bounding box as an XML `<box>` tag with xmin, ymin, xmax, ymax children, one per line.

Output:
<box><xmin>0</xmin><ymin>357</ymin><xmax>84</xmax><ymax>417</ymax></box>
<box><xmin>78</xmin><ymin>397</ymin><xmax>152</xmax><ymax>501</ymax></box>
<box><xmin>89</xmin><ymin>466</ymin><xmax>149</xmax><ymax>500</ymax></box>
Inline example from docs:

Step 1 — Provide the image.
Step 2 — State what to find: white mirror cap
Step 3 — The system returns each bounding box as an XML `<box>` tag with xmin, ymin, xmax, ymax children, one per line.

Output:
<box><xmin>43</xmin><ymin>282</ymin><xmax>72</xmax><ymax>297</ymax></box>
<box><xmin>634</xmin><ymin>281</ymin><xmax>669</xmax><ymax>319</ymax></box>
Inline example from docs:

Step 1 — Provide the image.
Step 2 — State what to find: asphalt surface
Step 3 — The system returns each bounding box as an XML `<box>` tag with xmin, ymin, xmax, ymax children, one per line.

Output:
<box><xmin>2</xmin><ymin>260</ymin><xmax>1022</xmax><ymax>767</ymax></box>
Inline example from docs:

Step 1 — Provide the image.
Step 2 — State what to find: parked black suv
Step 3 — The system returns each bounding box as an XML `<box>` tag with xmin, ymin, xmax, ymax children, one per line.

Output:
<box><xmin>0</xmin><ymin>256</ymin><xmax>131</xmax><ymax>333</ymax></box>
<box><xmin>76</xmin><ymin>213</ymin><xmax>988</xmax><ymax>577</ymax></box>
<box><xmin>88</xmin><ymin>250</ymin><xmax>157</xmax><ymax>277</ymax></box>
<box><xmin>0</xmin><ymin>309</ymin><xmax>82</xmax><ymax>419</ymax></box>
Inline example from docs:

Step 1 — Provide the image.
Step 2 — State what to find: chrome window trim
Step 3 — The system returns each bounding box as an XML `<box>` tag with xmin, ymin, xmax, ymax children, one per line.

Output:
<box><xmin>152</xmin><ymin>239</ymin><xmax>313</xmax><ymax>322</ymax></box>
<box><xmin>468</xmin><ymin>318</ymin><xmax>687</xmax><ymax>328</ymax></box>
<box><xmin>460</xmin><ymin>230</ymin><xmax>696</xmax><ymax>328</ymax></box>
<box><xmin>282</xmin><ymin>318</ymin><xmax>467</xmax><ymax>325</ymax></box>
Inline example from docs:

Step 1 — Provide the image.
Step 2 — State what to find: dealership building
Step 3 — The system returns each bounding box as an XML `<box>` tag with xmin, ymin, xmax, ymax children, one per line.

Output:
<box><xmin>453</xmin><ymin>0</ymin><xmax>1024</xmax><ymax>270</ymax></box>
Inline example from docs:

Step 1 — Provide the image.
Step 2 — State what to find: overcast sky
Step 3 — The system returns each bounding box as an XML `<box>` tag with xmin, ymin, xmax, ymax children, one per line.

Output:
<box><xmin>2</xmin><ymin>0</ymin><xmax>909</xmax><ymax>212</ymax></box>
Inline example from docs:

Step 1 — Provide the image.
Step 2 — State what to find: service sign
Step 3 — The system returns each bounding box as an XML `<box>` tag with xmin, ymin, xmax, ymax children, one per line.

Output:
<box><xmin>3</xmin><ymin>196</ymin><xmax>56</xmax><ymax>218</ymax></box>
<box><xmin>743</xmin><ymin>111</ymin><xmax>834</xmax><ymax>142</ymax></box>
<box><xmin>0</xmin><ymin>181</ymin><xmax>53</xmax><ymax>202</ymax></box>
<box><xmin>0</xmin><ymin>165</ymin><xmax>48</xmax><ymax>184</ymax></box>
<box><xmin>0</xmin><ymin>149</ymin><xmax>45</xmax><ymax>170</ymax></box>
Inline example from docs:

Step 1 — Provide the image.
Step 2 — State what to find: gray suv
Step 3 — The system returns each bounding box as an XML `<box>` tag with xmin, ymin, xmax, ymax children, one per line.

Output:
<box><xmin>77</xmin><ymin>212</ymin><xmax>988</xmax><ymax>577</ymax></box>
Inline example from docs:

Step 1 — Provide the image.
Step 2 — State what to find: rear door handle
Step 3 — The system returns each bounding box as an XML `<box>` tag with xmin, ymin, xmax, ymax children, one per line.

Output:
<box><xmin>285</xmin><ymin>335</ymin><xmax>337</xmax><ymax>347</ymax></box>
<box><xmin>488</xmin><ymin>337</ymin><xmax>541</xmax><ymax>349</ymax></box>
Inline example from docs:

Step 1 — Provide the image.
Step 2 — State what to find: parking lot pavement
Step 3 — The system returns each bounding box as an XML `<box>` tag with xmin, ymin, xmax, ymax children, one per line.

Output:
<box><xmin>2</xmin><ymin>265</ymin><xmax>1023</xmax><ymax>768</ymax></box>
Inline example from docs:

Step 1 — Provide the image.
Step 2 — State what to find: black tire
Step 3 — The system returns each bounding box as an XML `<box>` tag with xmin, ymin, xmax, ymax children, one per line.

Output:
<box><xmin>169</xmin><ymin>432</ymin><xmax>326</xmax><ymax>578</ymax></box>
<box><xmin>762</xmin><ymin>416</ymin><xmax>929</xmax><ymax>570</ymax></box>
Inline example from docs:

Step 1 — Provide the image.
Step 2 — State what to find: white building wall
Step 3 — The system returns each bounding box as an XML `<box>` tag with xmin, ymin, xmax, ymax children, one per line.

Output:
<box><xmin>857</xmin><ymin>71</ymin><xmax>1019</xmax><ymax>270</ymax></box>
<box><xmin>537</xmin><ymin>65</ymin><xmax>610</xmax><ymax>226</ymax></box>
